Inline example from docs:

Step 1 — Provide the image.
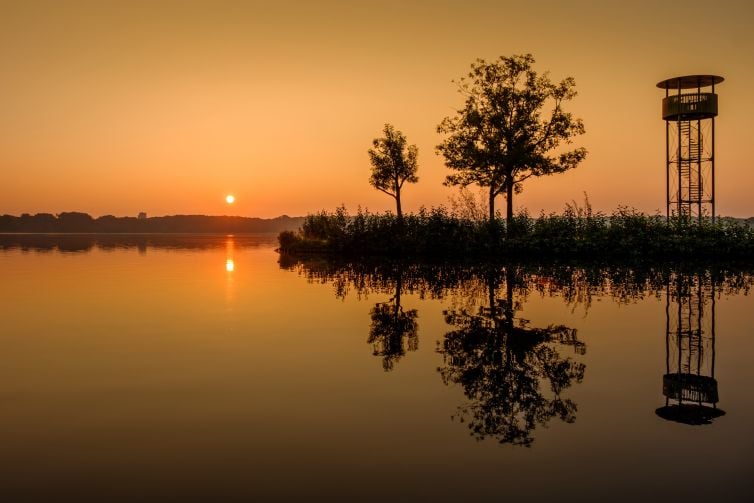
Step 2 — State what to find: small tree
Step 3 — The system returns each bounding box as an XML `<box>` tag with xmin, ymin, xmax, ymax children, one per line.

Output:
<box><xmin>368</xmin><ymin>123</ymin><xmax>419</xmax><ymax>221</ymax></box>
<box><xmin>437</xmin><ymin>54</ymin><xmax>587</xmax><ymax>232</ymax></box>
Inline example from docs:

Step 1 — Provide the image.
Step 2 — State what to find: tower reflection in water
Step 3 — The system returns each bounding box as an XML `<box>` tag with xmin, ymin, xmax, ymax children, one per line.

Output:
<box><xmin>657</xmin><ymin>273</ymin><xmax>725</xmax><ymax>425</ymax></box>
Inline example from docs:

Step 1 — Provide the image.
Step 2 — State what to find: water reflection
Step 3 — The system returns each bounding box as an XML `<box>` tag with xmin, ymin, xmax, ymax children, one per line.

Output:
<box><xmin>225</xmin><ymin>237</ymin><xmax>236</xmax><ymax>303</ymax></box>
<box><xmin>657</xmin><ymin>273</ymin><xmax>725</xmax><ymax>425</ymax></box>
<box><xmin>281</xmin><ymin>256</ymin><xmax>754</xmax><ymax>445</ymax></box>
<box><xmin>438</xmin><ymin>268</ymin><xmax>585</xmax><ymax>446</ymax></box>
<box><xmin>279</xmin><ymin>259</ymin><xmax>596</xmax><ymax>445</ymax></box>
<box><xmin>368</xmin><ymin>267</ymin><xmax>419</xmax><ymax>371</ymax></box>
<box><xmin>0</xmin><ymin>233</ymin><xmax>277</xmax><ymax>252</ymax></box>
<box><xmin>225</xmin><ymin>237</ymin><xmax>236</xmax><ymax>272</ymax></box>
<box><xmin>2</xmin><ymin>240</ymin><xmax>751</xmax><ymax>499</ymax></box>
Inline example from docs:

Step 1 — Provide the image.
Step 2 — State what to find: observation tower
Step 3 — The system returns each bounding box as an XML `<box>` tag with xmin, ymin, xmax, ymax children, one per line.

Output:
<box><xmin>657</xmin><ymin>75</ymin><xmax>723</xmax><ymax>222</ymax></box>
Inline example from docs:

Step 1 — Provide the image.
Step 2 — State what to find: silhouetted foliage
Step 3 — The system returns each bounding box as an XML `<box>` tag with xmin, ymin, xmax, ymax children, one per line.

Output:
<box><xmin>280</xmin><ymin>206</ymin><xmax>499</xmax><ymax>257</ymax></box>
<box><xmin>56</xmin><ymin>212</ymin><xmax>95</xmax><ymax>232</ymax></box>
<box><xmin>368</xmin><ymin>124</ymin><xmax>419</xmax><ymax>221</ymax></box>
<box><xmin>437</xmin><ymin>54</ymin><xmax>587</xmax><ymax>231</ymax></box>
<box><xmin>277</xmin><ymin>205</ymin><xmax>754</xmax><ymax>261</ymax></box>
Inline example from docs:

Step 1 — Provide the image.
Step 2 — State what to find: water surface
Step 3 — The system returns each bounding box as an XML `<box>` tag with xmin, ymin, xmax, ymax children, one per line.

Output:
<box><xmin>1</xmin><ymin>235</ymin><xmax>752</xmax><ymax>501</ymax></box>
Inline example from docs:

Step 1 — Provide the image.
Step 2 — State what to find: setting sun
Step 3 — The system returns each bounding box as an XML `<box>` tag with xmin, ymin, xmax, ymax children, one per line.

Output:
<box><xmin>225</xmin><ymin>194</ymin><xmax>235</xmax><ymax>204</ymax></box>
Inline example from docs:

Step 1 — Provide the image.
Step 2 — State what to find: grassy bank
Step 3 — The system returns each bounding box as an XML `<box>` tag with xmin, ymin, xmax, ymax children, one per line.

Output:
<box><xmin>278</xmin><ymin>206</ymin><xmax>754</xmax><ymax>260</ymax></box>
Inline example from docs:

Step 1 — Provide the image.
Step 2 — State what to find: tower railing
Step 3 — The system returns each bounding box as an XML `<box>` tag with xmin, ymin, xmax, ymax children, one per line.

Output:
<box><xmin>662</xmin><ymin>92</ymin><xmax>717</xmax><ymax>120</ymax></box>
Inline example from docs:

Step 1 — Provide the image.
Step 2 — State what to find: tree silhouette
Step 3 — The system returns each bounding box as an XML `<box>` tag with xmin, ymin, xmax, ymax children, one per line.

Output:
<box><xmin>368</xmin><ymin>123</ymin><xmax>419</xmax><ymax>221</ymax></box>
<box><xmin>437</xmin><ymin>268</ymin><xmax>585</xmax><ymax>446</ymax></box>
<box><xmin>437</xmin><ymin>54</ymin><xmax>587</xmax><ymax>232</ymax></box>
<box><xmin>368</xmin><ymin>271</ymin><xmax>419</xmax><ymax>371</ymax></box>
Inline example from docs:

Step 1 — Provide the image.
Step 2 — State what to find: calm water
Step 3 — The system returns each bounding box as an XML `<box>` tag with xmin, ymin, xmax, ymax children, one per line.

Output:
<box><xmin>1</xmin><ymin>235</ymin><xmax>753</xmax><ymax>502</ymax></box>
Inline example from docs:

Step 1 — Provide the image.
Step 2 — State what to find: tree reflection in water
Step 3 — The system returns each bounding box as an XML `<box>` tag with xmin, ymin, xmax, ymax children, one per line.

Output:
<box><xmin>368</xmin><ymin>271</ymin><xmax>419</xmax><ymax>371</ymax></box>
<box><xmin>438</xmin><ymin>268</ymin><xmax>585</xmax><ymax>446</ymax></box>
<box><xmin>279</xmin><ymin>254</ymin><xmax>754</xmax><ymax>445</ymax></box>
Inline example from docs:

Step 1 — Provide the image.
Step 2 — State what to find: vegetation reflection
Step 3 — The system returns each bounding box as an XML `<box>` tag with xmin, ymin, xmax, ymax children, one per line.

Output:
<box><xmin>280</xmin><ymin>255</ymin><xmax>753</xmax><ymax>444</ymax></box>
<box><xmin>368</xmin><ymin>267</ymin><xmax>419</xmax><ymax>371</ymax></box>
<box><xmin>437</xmin><ymin>268</ymin><xmax>585</xmax><ymax>446</ymax></box>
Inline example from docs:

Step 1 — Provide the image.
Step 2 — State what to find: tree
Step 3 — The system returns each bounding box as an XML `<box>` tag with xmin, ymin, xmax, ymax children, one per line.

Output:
<box><xmin>368</xmin><ymin>123</ymin><xmax>419</xmax><ymax>221</ymax></box>
<box><xmin>437</xmin><ymin>54</ymin><xmax>587</xmax><ymax>231</ymax></box>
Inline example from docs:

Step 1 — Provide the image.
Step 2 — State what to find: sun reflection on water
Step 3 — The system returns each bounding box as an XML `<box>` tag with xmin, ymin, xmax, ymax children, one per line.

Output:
<box><xmin>225</xmin><ymin>237</ymin><xmax>235</xmax><ymax>304</ymax></box>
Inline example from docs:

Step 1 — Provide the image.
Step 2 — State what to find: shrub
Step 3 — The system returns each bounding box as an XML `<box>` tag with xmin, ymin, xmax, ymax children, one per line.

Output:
<box><xmin>278</xmin><ymin>206</ymin><xmax>754</xmax><ymax>261</ymax></box>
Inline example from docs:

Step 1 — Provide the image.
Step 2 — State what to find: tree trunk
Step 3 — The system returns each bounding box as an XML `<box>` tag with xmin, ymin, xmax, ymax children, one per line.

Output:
<box><xmin>506</xmin><ymin>177</ymin><xmax>514</xmax><ymax>237</ymax></box>
<box><xmin>488</xmin><ymin>187</ymin><xmax>495</xmax><ymax>224</ymax></box>
<box><xmin>395</xmin><ymin>188</ymin><xmax>402</xmax><ymax>221</ymax></box>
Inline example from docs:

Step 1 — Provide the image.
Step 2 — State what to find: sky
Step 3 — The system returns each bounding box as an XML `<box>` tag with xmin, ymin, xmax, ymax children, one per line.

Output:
<box><xmin>1</xmin><ymin>0</ymin><xmax>753</xmax><ymax>218</ymax></box>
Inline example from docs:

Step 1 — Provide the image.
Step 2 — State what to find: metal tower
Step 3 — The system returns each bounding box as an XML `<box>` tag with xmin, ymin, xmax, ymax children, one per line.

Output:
<box><xmin>657</xmin><ymin>75</ymin><xmax>723</xmax><ymax>222</ymax></box>
<box><xmin>656</xmin><ymin>274</ymin><xmax>724</xmax><ymax>425</ymax></box>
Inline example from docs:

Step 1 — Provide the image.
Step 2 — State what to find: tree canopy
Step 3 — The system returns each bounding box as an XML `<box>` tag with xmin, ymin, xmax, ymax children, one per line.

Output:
<box><xmin>368</xmin><ymin>123</ymin><xmax>419</xmax><ymax>220</ymax></box>
<box><xmin>437</xmin><ymin>54</ymin><xmax>587</xmax><ymax>229</ymax></box>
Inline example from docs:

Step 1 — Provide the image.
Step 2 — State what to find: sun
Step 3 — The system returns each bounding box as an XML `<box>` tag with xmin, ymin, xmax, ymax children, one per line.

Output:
<box><xmin>225</xmin><ymin>194</ymin><xmax>235</xmax><ymax>204</ymax></box>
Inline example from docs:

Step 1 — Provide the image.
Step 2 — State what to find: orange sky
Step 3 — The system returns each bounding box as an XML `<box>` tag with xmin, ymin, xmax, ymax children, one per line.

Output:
<box><xmin>1</xmin><ymin>0</ymin><xmax>753</xmax><ymax>218</ymax></box>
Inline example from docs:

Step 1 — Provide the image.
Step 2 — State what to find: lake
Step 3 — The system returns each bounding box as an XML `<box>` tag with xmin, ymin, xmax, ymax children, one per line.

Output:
<box><xmin>1</xmin><ymin>234</ymin><xmax>752</xmax><ymax>502</ymax></box>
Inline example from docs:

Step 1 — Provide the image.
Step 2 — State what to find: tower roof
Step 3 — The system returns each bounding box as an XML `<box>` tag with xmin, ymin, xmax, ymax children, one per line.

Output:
<box><xmin>657</xmin><ymin>75</ymin><xmax>724</xmax><ymax>89</ymax></box>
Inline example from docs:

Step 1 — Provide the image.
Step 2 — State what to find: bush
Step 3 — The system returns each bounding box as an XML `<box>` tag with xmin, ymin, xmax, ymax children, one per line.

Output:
<box><xmin>278</xmin><ymin>206</ymin><xmax>754</xmax><ymax>261</ymax></box>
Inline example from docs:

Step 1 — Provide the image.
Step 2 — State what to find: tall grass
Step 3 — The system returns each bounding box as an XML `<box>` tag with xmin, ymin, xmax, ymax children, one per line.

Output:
<box><xmin>278</xmin><ymin>204</ymin><xmax>754</xmax><ymax>260</ymax></box>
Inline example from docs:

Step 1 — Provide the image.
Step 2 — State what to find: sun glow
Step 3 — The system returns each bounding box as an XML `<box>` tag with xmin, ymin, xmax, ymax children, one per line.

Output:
<box><xmin>226</xmin><ymin>259</ymin><xmax>235</xmax><ymax>272</ymax></box>
<box><xmin>225</xmin><ymin>194</ymin><xmax>235</xmax><ymax>204</ymax></box>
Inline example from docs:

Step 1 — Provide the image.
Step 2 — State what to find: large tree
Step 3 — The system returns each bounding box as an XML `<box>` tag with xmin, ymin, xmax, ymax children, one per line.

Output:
<box><xmin>437</xmin><ymin>54</ymin><xmax>587</xmax><ymax>230</ymax></box>
<box><xmin>368</xmin><ymin>123</ymin><xmax>419</xmax><ymax>221</ymax></box>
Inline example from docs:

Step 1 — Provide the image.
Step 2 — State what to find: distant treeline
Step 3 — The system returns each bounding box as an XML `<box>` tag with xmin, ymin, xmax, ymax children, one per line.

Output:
<box><xmin>0</xmin><ymin>212</ymin><xmax>304</xmax><ymax>234</ymax></box>
<box><xmin>278</xmin><ymin>206</ymin><xmax>754</xmax><ymax>261</ymax></box>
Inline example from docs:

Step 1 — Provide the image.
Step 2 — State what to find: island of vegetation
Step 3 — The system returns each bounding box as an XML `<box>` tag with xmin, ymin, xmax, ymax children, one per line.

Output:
<box><xmin>279</xmin><ymin>54</ymin><xmax>754</xmax><ymax>261</ymax></box>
